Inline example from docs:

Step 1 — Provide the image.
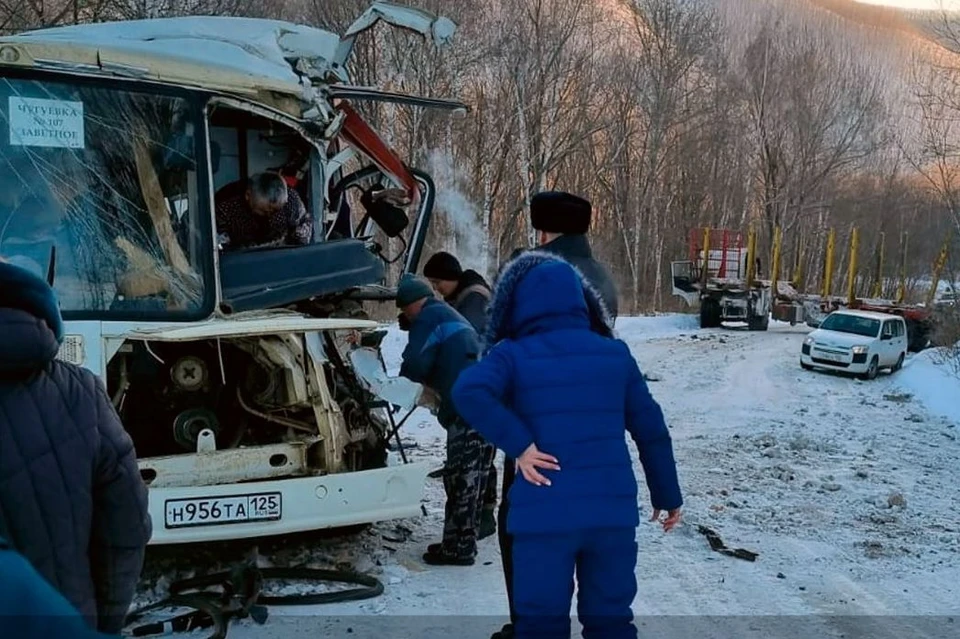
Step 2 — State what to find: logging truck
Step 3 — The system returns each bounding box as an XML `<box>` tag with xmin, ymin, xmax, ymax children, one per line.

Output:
<box><xmin>670</xmin><ymin>227</ymin><xmax>805</xmax><ymax>330</ymax></box>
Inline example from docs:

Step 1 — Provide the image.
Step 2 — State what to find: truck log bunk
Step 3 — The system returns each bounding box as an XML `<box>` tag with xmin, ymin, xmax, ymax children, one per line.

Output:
<box><xmin>671</xmin><ymin>226</ymin><xmax>806</xmax><ymax>330</ymax></box>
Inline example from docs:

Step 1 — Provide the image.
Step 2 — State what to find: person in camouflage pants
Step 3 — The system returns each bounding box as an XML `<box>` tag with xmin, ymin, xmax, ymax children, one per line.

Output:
<box><xmin>396</xmin><ymin>274</ymin><xmax>492</xmax><ymax>566</ymax></box>
<box><xmin>434</xmin><ymin>419</ymin><xmax>496</xmax><ymax>559</ymax></box>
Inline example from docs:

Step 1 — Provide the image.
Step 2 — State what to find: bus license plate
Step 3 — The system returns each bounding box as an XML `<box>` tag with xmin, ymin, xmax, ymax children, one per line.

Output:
<box><xmin>164</xmin><ymin>493</ymin><xmax>281</xmax><ymax>529</ymax></box>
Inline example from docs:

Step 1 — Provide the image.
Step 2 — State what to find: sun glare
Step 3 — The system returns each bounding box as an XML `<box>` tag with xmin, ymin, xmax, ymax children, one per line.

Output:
<box><xmin>855</xmin><ymin>0</ymin><xmax>960</xmax><ymax>10</ymax></box>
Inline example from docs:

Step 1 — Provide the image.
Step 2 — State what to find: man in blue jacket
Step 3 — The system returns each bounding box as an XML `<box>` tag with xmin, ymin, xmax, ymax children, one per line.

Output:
<box><xmin>452</xmin><ymin>252</ymin><xmax>682</xmax><ymax>639</ymax></box>
<box><xmin>421</xmin><ymin>250</ymin><xmax>499</xmax><ymax>539</ymax></box>
<box><xmin>396</xmin><ymin>274</ymin><xmax>494</xmax><ymax>566</ymax></box>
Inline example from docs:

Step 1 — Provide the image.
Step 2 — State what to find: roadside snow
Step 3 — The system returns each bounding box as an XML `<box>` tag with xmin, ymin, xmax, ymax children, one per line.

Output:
<box><xmin>616</xmin><ymin>313</ymin><xmax>702</xmax><ymax>342</ymax></box>
<box><xmin>894</xmin><ymin>348</ymin><xmax>960</xmax><ymax>426</ymax></box>
<box><xmin>135</xmin><ymin>315</ymin><xmax>960</xmax><ymax>638</ymax></box>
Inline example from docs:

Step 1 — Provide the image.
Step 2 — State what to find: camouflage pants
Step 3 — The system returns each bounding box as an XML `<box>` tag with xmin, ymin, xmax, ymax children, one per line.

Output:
<box><xmin>441</xmin><ymin>418</ymin><xmax>496</xmax><ymax>558</ymax></box>
<box><xmin>482</xmin><ymin>458</ymin><xmax>498</xmax><ymax>514</ymax></box>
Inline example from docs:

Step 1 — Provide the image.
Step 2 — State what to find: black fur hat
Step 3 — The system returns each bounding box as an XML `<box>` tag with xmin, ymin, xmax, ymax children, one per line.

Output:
<box><xmin>530</xmin><ymin>191</ymin><xmax>592</xmax><ymax>235</ymax></box>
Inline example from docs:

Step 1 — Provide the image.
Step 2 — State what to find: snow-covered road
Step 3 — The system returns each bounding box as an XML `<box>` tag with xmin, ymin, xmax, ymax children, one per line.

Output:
<box><xmin>136</xmin><ymin>316</ymin><xmax>960</xmax><ymax>638</ymax></box>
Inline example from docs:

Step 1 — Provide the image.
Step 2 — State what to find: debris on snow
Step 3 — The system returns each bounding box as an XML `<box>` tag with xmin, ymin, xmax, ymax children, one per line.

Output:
<box><xmin>697</xmin><ymin>525</ymin><xmax>759</xmax><ymax>562</ymax></box>
<box><xmin>887</xmin><ymin>492</ymin><xmax>907</xmax><ymax>509</ymax></box>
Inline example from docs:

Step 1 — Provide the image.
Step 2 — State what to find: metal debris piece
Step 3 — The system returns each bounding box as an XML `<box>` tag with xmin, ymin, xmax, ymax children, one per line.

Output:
<box><xmin>697</xmin><ymin>525</ymin><xmax>759</xmax><ymax>562</ymax></box>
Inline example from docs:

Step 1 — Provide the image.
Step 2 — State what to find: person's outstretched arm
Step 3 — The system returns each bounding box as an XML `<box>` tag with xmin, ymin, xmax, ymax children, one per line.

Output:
<box><xmin>621</xmin><ymin>344</ymin><xmax>682</xmax><ymax>513</ymax></box>
<box><xmin>87</xmin><ymin>373</ymin><xmax>152</xmax><ymax>634</ymax></box>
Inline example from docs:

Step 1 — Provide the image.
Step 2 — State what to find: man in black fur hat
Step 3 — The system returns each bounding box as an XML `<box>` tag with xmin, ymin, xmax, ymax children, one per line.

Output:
<box><xmin>527</xmin><ymin>191</ymin><xmax>618</xmax><ymax>318</ymax></box>
<box><xmin>491</xmin><ymin>190</ymin><xmax>620</xmax><ymax>639</ymax></box>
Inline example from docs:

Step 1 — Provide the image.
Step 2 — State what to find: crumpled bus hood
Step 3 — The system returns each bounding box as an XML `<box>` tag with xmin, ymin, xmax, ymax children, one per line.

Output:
<box><xmin>0</xmin><ymin>2</ymin><xmax>461</xmax><ymax>121</ymax></box>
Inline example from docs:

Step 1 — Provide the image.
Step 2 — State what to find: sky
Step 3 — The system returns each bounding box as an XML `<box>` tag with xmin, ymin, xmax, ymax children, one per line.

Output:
<box><xmin>855</xmin><ymin>0</ymin><xmax>960</xmax><ymax>10</ymax></box>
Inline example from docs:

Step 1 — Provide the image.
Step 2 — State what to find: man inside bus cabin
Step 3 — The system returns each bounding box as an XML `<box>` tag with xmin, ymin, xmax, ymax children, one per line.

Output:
<box><xmin>395</xmin><ymin>274</ymin><xmax>494</xmax><ymax>566</ymax></box>
<box><xmin>215</xmin><ymin>172</ymin><xmax>313</xmax><ymax>249</ymax></box>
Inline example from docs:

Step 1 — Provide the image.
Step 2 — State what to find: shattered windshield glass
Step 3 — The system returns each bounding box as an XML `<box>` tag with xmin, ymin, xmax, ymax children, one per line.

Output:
<box><xmin>0</xmin><ymin>75</ymin><xmax>211</xmax><ymax>318</ymax></box>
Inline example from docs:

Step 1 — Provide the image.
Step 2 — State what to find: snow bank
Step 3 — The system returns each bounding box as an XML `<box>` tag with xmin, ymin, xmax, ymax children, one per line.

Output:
<box><xmin>894</xmin><ymin>348</ymin><xmax>960</xmax><ymax>426</ymax></box>
<box><xmin>615</xmin><ymin>313</ymin><xmax>701</xmax><ymax>342</ymax></box>
<box><xmin>380</xmin><ymin>313</ymin><xmax>700</xmax><ymax>372</ymax></box>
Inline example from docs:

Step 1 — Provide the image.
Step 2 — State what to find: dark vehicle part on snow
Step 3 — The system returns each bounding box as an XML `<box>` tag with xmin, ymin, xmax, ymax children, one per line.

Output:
<box><xmin>697</xmin><ymin>525</ymin><xmax>758</xmax><ymax>562</ymax></box>
<box><xmin>125</xmin><ymin>564</ymin><xmax>382</xmax><ymax>638</ymax></box>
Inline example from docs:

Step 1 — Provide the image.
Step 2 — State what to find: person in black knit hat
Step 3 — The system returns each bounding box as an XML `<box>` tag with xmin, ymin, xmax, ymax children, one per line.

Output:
<box><xmin>490</xmin><ymin>190</ymin><xmax>620</xmax><ymax>639</ymax></box>
<box><xmin>422</xmin><ymin>251</ymin><xmax>497</xmax><ymax>540</ymax></box>
<box><xmin>422</xmin><ymin>252</ymin><xmax>492</xmax><ymax>335</ymax></box>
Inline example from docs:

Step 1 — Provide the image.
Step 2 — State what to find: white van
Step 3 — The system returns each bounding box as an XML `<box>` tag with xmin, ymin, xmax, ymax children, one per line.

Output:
<box><xmin>800</xmin><ymin>309</ymin><xmax>908</xmax><ymax>380</ymax></box>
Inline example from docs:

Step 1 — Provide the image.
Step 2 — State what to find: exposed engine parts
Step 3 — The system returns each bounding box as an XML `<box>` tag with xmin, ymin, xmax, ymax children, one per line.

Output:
<box><xmin>172</xmin><ymin>408</ymin><xmax>220</xmax><ymax>451</ymax></box>
<box><xmin>170</xmin><ymin>355</ymin><xmax>209</xmax><ymax>392</ymax></box>
<box><xmin>106</xmin><ymin>322</ymin><xmax>393</xmax><ymax>485</ymax></box>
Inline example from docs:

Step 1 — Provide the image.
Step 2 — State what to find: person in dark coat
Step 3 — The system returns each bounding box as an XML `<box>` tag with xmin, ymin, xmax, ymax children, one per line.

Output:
<box><xmin>423</xmin><ymin>251</ymin><xmax>492</xmax><ymax>335</ymax></box>
<box><xmin>452</xmin><ymin>252</ymin><xmax>682</xmax><ymax>639</ymax></box>
<box><xmin>489</xmin><ymin>190</ymin><xmax>622</xmax><ymax>639</ymax></box>
<box><xmin>528</xmin><ymin>190</ymin><xmax>619</xmax><ymax>319</ymax></box>
<box><xmin>395</xmin><ymin>274</ymin><xmax>494</xmax><ymax>566</ymax></box>
<box><xmin>422</xmin><ymin>251</ymin><xmax>498</xmax><ymax>539</ymax></box>
<box><xmin>0</xmin><ymin>260</ymin><xmax>152</xmax><ymax>634</ymax></box>
<box><xmin>0</xmin><ymin>535</ymin><xmax>117</xmax><ymax>638</ymax></box>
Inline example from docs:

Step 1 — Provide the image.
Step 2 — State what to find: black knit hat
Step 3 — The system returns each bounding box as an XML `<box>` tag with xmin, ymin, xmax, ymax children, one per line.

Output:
<box><xmin>423</xmin><ymin>251</ymin><xmax>463</xmax><ymax>281</ymax></box>
<box><xmin>530</xmin><ymin>191</ymin><xmax>592</xmax><ymax>235</ymax></box>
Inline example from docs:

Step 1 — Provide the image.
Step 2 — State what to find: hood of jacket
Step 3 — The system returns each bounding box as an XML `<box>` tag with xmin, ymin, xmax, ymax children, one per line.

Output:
<box><xmin>0</xmin><ymin>261</ymin><xmax>64</xmax><ymax>374</ymax></box>
<box><xmin>483</xmin><ymin>251</ymin><xmax>613</xmax><ymax>354</ymax></box>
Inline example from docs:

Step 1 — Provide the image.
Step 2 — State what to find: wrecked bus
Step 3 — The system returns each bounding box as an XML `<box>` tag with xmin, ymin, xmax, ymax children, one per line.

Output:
<box><xmin>0</xmin><ymin>3</ymin><xmax>467</xmax><ymax>545</ymax></box>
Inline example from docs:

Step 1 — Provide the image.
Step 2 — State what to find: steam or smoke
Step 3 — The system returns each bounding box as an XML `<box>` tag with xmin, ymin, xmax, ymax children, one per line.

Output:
<box><xmin>425</xmin><ymin>149</ymin><xmax>490</xmax><ymax>278</ymax></box>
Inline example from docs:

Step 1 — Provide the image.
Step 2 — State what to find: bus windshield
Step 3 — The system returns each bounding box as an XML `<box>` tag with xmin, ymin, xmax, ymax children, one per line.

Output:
<box><xmin>0</xmin><ymin>74</ymin><xmax>212</xmax><ymax>319</ymax></box>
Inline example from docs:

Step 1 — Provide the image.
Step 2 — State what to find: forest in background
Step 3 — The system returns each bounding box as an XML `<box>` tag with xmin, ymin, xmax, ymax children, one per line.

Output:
<box><xmin>3</xmin><ymin>0</ymin><xmax>960</xmax><ymax>314</ymax></box>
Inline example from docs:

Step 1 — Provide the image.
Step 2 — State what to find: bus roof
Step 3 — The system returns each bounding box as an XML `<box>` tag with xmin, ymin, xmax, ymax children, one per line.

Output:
<box><xmin>0</xmin><ymin>6</ymin><xmax>458</xmax><ymax>120</ymax></box>
<box><xmin>0</xmin><ymin>18</ymin><xmax>339</xmax><ymax>110</ymax></box>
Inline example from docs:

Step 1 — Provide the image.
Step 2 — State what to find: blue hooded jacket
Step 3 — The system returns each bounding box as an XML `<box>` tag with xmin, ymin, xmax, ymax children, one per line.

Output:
<box><xmin>0</xmin><ymin>536</ymin><xmax>117</xmax><ymax>638</ymax></box>
<box><xmin>451</xmin><ymin>251</ymin><xmax>682</xmax><ymax>534</ymax></box>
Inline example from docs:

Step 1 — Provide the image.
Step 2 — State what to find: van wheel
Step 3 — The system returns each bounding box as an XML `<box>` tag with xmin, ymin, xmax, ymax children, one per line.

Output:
<box><xmin>892</xmin><ymin>353</ymin><xmax>905</xmax><ymax>373</ymax></box>
<box><xmin>860</xmin><ymin>356</ymin><xmax>879</xmax><ymax>381</ymax></box>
